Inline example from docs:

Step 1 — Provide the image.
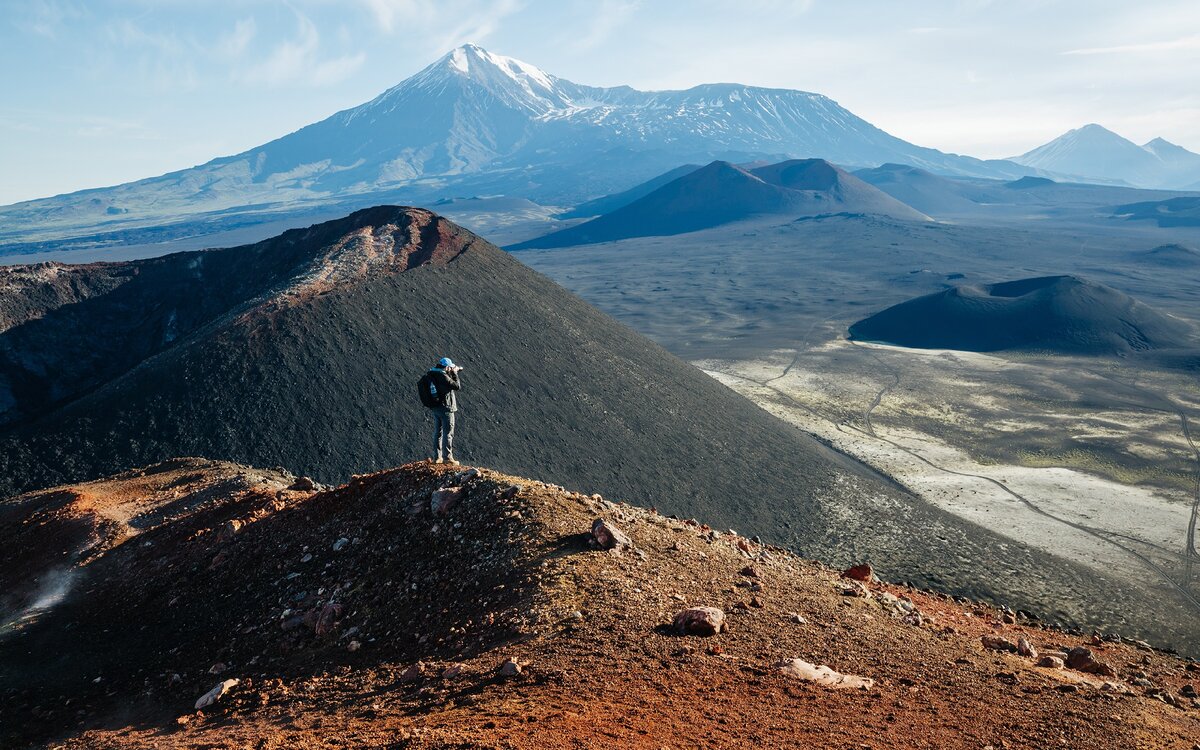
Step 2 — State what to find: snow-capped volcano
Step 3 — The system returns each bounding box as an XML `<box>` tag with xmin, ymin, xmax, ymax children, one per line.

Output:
<box><xmin>1011</xmin><ymin>124</ymin><xmax>1200</xmax><ymax>188</ymax></box>
<box><xmin>3</xmin><ymin>44</ymin><xmax>1037</xmax><ymax>243</ymax></box>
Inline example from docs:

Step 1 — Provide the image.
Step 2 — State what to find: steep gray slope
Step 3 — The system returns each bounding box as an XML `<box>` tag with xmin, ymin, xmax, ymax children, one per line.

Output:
<box><xmin>0</xmin><ymin>207</ymin><xmax>910</xmax><ymax>555</ymax></box>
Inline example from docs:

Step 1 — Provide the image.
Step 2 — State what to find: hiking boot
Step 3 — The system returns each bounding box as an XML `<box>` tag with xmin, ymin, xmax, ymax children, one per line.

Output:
<box><xmin>446</xmin><ymin>458</ymin><xmax>460</xmax><ymax>466</ymax></box>
<box><xmin>433</xmin><ymin>457</ymin><xmax>444</xmax><ymax>464</ymax></box>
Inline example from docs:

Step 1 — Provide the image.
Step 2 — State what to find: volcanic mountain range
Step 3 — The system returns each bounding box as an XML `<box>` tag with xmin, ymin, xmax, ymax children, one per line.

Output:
<box><xmin>513</xmin><ymin>158</ymin><xmax>929</xmax><ymax>248</ymax></box>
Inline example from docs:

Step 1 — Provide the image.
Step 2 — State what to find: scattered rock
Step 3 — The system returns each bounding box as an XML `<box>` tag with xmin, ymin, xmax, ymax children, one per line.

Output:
<box><xmin>312</xmin><ymin>601</ymin><xmax>343</xmax><ymax>636</ymax></box>
<box><xmin>749</xmin><ymin>596</ymin><xmax>764</xmax><ymax>609</ymax></box>
<box><xmin>841</xmin><ymin>563</ymin><xmax>873</xmax><ymax>582</ymax></box>
<box><xmin>399</xmin><ymin>662</ymin><xmax>426</xmax><ymax>683</ymax></box>
<box><xmin>290</xmin><ymin>477</ymin><xmax>316</xmax><ymax>491</ymax></box>
<box><xmin>499</xmin><ymin>659</ymin><xmax>522</xmax><ymax>678</ymax></box>
<box><xmin>347</xmin><ymin>640</ymin><xmax>361</xmax><ymax>652</ymax></box>
<box><xmin>1037</xmin><ymin>656</ymin><xmax>1065</xmax><ymax>669</ymax></box>
<box><xmin>442</xmin><ymin>663</ymin><xmax>464</xmax><ymax>679</ymax></box>
<box><xmin>775</xmin><ymin>658</ymin><xmax>874</xmax><ymax>690</ymax></box>
<box><xmin>840</xmin><ymin>582</ymin><xmax>871</xmax><ymax>599</ymax></box>
<box><xmin>739</xmin><ymin>565</ymin><xmax>760</xmax><ymax>578</ymax></box>
<box><xmin>224</xmin><ymin>519</ymin><xmax>243</xmax><ymax>536</ymax></box>
<box><xmin>332</xmin><ymin>537</ymin><xmax>350</xmax><ymax>552</ymax></box>
<box><xmin>673</xmin><ymin>607</ymin><xmax>727</xmax><ymax>636</ymax></box>
<box><xmin>207</xmin><ymin>662</ymin><xmax>227</xmax><ymax>674</ymax></box>
<box><xmin>194</xmin><ymin>679</ymin><xmax>239</xmax><ymax>710</ymax></box>
<box><xmin>1066</xmin><ymin>647</ymin><xmax>1117</xmax><ymax>677</ymax></box>
<box><xmin>981</xmin><ymin>635</ymin><xmax>1018</xmax><ymax>653</ymax></box>
<box><xmin>789</xmin><ymin>612</ymin><xmax>808</xmax><ymax>624</ymax></box>
<box><xmin>431</xmin><ymin>486</ymin><xmax>464</xmax><ymax>516</ymax></box>
<box><xmin>591</xmin><ymin>518</ymin><xmax>633</xmax><ymax>552</ymax></box>
<box><xmin>1017</xmin><ymin>638</ymin><xmax>1037</xmax><ymax>658</ymax></box>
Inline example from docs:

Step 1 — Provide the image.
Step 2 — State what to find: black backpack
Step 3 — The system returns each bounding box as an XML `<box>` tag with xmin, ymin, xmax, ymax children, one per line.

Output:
<box><xmin>417</xmin><ymin>372</ymin><xmax>442</xmax><ymax>409</ymax></box>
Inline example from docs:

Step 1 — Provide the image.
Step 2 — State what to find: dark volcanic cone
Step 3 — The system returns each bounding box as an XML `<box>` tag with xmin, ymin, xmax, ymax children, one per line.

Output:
<box><xmin>0</xmin><ymin>206</ymin><xmax>899</xmax><ymax>551</ymax></box>
<box><xmin>848</xmin><ymin>275</ymin><xmax>1193</xmax><ymax>354</ymax></box>
<box><xmin>513</xmin><ymin>159</ymin><xmax>927</xmax><ymax>249</ymax></box>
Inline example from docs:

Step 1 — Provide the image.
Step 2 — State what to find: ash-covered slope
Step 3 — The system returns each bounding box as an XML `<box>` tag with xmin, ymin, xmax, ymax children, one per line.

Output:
<box><xmin>3</xmin><ymin>460</ymin><xmax>1198</xmax><ymax>749</ymax></box>
<box><xmin>852</xmin><ymin>163</ymin><xmax>986</xmax><ymax>216</ymax></box>
<box><xmin>512</xmin><ymin>159</ymin><xmax>927</xmax><ymax>249</ymax></box>
<box><xmin>848</xmin><ymin>275</ymin><xmax>1193</xmax><ymax>355</ymax></box>
<box><xmin>1134</xmin><ymin>243</ymin><xmax>1200</xmax><ymax>267</ymax></box>
<box><xmin>0</xmin><ymin>206</ymin><xmax>899</xmax><ymax>544</ymax></box>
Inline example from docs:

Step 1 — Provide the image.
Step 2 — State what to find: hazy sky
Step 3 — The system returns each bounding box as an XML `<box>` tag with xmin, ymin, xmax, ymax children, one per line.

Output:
<box><xmin>2</xmin><ymin>0</ymin><xmax>1198</xmax><ymax>205</ymax></box>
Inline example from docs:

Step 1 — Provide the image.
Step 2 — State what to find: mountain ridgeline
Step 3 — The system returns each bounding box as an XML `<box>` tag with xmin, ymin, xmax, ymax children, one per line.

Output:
<box><xmin>513</xmin><ymin>159</ymin><xmax>929</xmax><ymax>248</ymax></box>
<box><xmin>0</xmin><ymin>44</ymin><xmax>1035</xmax><ymax>250</ymax></box>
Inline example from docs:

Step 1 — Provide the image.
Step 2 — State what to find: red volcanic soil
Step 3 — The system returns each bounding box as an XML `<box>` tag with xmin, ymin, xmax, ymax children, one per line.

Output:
<box><xmin>2</xmin><ymin>460</ymin><xmax>1197</xmax><ymax>749</ymax></box>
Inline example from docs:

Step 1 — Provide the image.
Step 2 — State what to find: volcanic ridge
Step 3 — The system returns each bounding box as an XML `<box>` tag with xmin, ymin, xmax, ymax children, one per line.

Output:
<box><xmin>2</xmin><ymin>459</ymin><xmax>1198</xmax><ymax>749</ymax></box>
<box><xmin>512</xmin><ymin>159</ymin><xmax>929</xmax><ymax>249</ymax></box>
<box><xmin>848</xmin><ymin>275</ymin><xmax>1194</xmax><ymax>355</ymax></box>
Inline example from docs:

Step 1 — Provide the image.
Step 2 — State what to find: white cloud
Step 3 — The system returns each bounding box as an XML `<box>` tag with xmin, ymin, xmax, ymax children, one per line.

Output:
<box><xmin>217</xmin><ymin>17</ymin><xmax>257</xmax><ymax>59</ymax></box>
<box><xmin>1063</xmin><ymin>34</ymin><xmax>1200</xmax><ymax>56</ymax></box>
<box><xmin>575</xmin><ymin>0</ymin><xmax>639</xmax><ymax>51</ymax></box>
<box><xmin>16</xmin><ymin>0</ymin><xmax>87</xmax><ymax>39</ymax></box>
<box><xmin>240</xmin><ymin>12</ymin><xmax>365</xmax><ymax>86</ymax></box>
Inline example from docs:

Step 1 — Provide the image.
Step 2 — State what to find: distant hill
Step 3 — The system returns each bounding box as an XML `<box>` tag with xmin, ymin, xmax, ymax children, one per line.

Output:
<box><xmin>557</xmin><ymin>164</ymin><xmax>702</xmax><ymax>219</ymax></box>
<box><xmin>849</xmin><ymin>275</ymin><xmax>1192</xmax><ymax>355</ymax></box>
<box><xmin>1133</xmin><ymin>243</ymin><xmax>1200</xmax><ymax>267</ymax></box>
<box><xmin>512</xmin><ymin>159</ymin><xmax>928</xmax><ymax>249</ymax></box>
<box><xmin>1113</xmin><ymin>196</ymin><xmax>1200</xmax><ymax>227</ymax></box>
<box><xmin>853</xmin><ymin>163</ymin><xmax>983</xmax><ymax>215</ymax></box>
<box><xmin>1011</xmin><ymin>124</ymin><xmax>1200</xmax><ymax>188</ymax></box>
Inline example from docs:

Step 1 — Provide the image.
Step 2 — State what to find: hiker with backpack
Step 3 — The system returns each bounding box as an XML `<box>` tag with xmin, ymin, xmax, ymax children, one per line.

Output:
<box><xmin>418</xmin><ymin>357</ymin><xmax>463</xmax><ymax>465</ymax></box>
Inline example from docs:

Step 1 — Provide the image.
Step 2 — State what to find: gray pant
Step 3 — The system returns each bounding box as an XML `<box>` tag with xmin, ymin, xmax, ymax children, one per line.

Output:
<box><xmin>432</xmin><ymin>409</ymin><xmax>455</xmax><ymax>460</ymax></box>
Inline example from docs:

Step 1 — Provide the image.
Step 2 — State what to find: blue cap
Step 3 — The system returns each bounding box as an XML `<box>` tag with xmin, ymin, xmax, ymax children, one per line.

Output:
<box><xmin>438</xmin><ymin>357</ymin><xmax>455</xmax><ymax>368</ymax></box>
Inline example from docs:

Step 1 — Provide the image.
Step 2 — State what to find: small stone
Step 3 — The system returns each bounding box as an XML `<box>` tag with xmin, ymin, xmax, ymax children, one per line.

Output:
<box><xmin>300</xmin><ymin>553</ymin><xmax>313</xmax><ymax>563</ymax></box>
<box><xmin>499</xmin><ymin>659</ymin><xmax>522</xmax><ymax>678</ymax></box>
<box><xmin>789</xmin><ymin>612</ymin><xmax>808</xmax><ymax>624</ymax></box>
<box><xmin>840</xmin><ymin>581</ymin><xmax>871</xmax><ymax>598</ymax></box>
<box><xmin>775</xmin><ymin>658</ymin><xmax>874</xmax><ymax>690</ymax></box>
<box><xmin>749</xmin><ymin>596</ymin><xmax>764</xmax><ymax>608</ymax></box>
<box><xmin>347</xmin><ymin>640</ymin><xmax>361</xmax><ymax>652</ymax></box>
<box><xmin>739</xmin><ymin>565</ymin><xmax>760</xmax><ymax>578</ymax></box>
<box><xmin>290</xmin><ymin>476</ymin><xmax>316</xmax><ymax>491</ymax></box>
<box><xmin>431</xmin><ymin>486</ymin><xmax>465</xmax><ymax>516</ymax></box>
<box><xmin>1066</xmin><ymin>647</ymin><xmax>1117</xmax><ymax>677</ymax></box>
<box><xmin>591</xmin><ymin>518</ymin><xmax>633</xmax><ymax>552</ymax></box>
<box><xmin>1017</xmin><ymin>638</ymin><xmax>1037</xmax><ymax>658</ymax></box>
<box><xmin>442</xmin><ymin>663</ymin><xmax>464</xmax><ymax>679</ymax></box>
<box><xmin>332</xmin><ymin>538</ymin><xmax>350</xmax><ymax>552</ymax></box>
<box><xmin>399</xmin><ymin>662</ymin><xmax>425</xmax><ymax>683</ymax></box>
<box><xmin>1036</xmin><ymin>656</ymin><xmax>1065</xmax><ymax>669</ymax></box>
<box><xmin>207</xmin><ymin>662</ymin><xmax>227</xmax><ymax>674</ymax></box>
<box><xmin>194</xmin><ymin>679</ymin><xmax>239</xmax><ymax>710</ymax></box>
<box><xmin>841</xmin><ymin>563</ymin><xmax>873</xmax><ymax>582</ymax></box>
<box><xmin>224</xmin><ymin>519</ymin><xmax>243</xmax><ymax>536</ymax></box>
<box><xmin>673</xmin><ymin>607</ymin><xmax>727</xmax><ymax>636</ymax></box>
<box><xmin>981</xmin><ymin>635</ymin><xmax>1018</xmax><ymax>653</ymax></box>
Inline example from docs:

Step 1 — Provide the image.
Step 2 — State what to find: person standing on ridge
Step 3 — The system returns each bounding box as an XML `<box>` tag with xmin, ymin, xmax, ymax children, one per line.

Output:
<box><xmin>418</xmin><ymin>357</ymin><xmax>463</xmax><ymax>465</ymax></box>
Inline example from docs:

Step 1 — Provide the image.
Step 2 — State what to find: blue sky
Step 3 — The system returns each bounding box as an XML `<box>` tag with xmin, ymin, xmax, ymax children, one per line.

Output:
<box><xmin>2</xmin><ymin>0</ymin><xmax>1198</xmax><ymax>205</ymax></box>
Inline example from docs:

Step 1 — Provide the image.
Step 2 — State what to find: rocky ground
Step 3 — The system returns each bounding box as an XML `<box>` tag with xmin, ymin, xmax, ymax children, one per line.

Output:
<box><xmin>2</xmin><ymin>459</ymin><xmax>1199</xmax><ymax>749</ymax></box>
